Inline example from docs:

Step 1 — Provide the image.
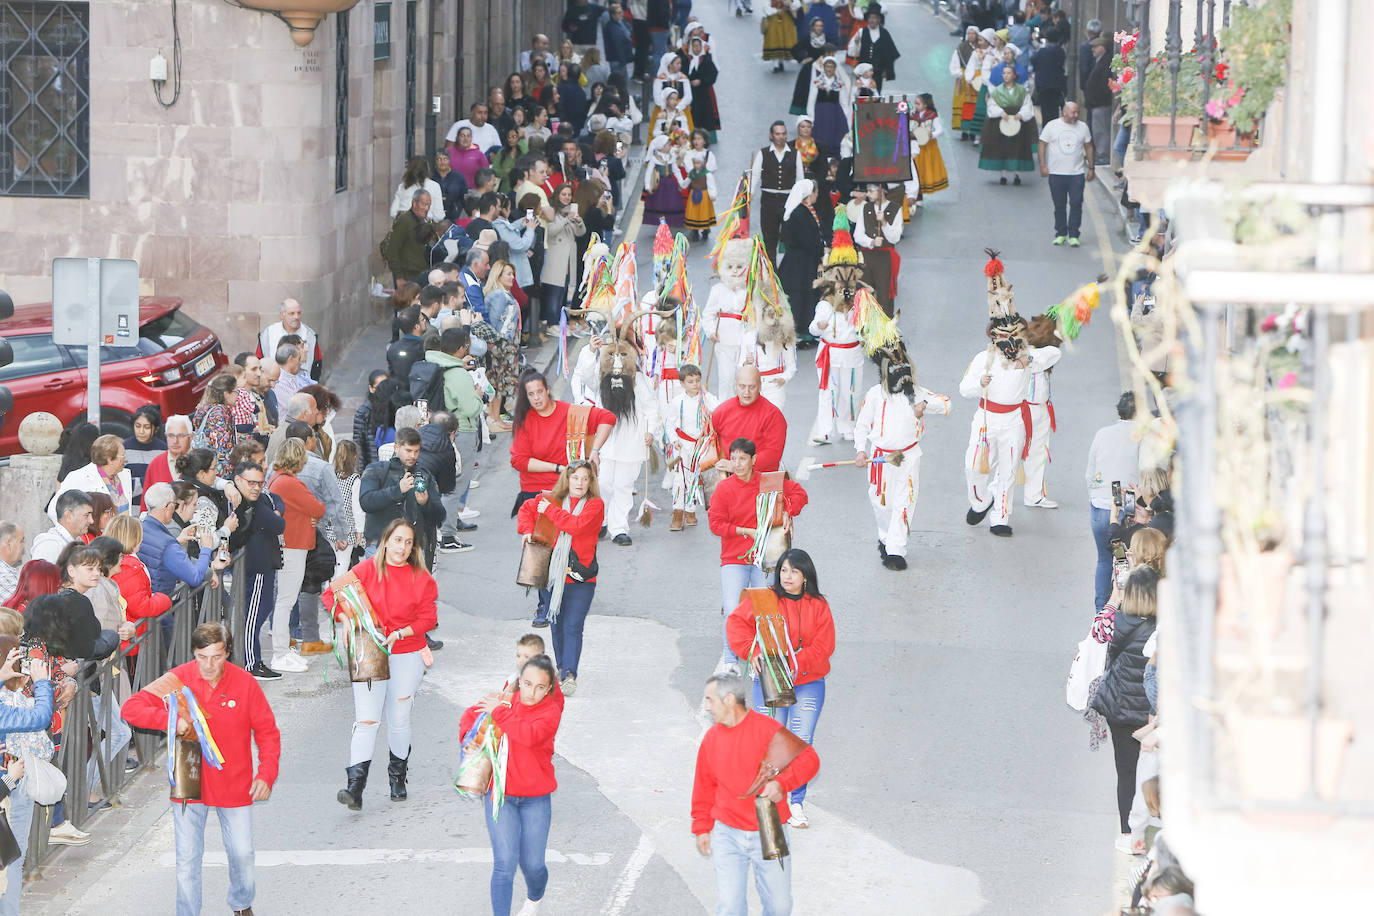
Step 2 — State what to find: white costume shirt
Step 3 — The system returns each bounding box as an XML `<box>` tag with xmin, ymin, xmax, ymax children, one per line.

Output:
<box><xmin>809</xmin><ymin>300</ymin><xmax>866</xmax><ymax>370</ymax></box>
<box><xmin>598</xmin><ymin>373</ymin><xmax>663</xmax><ymax>462</ymax></box>
<box><xmin>852</xmin><ymin>201</ymin><xmax>903</xmax><ymax>248</ymax></box>
<box><xmin>854</xmin><ymin>385</ymin><xmax>951</xmax><ymax>460</ymax></box>
<box><xmin>702</xmin><ymin>283</ymin><xmax>749</xmax><ymax>347</ymax></box>
<box><xmin>958</xmin><ymin>346</ymin><xmax>1062</xmax><ymax>413</ymax></box>
<box><xmin>737</xmin><ymin>329</ymin><xmax>798</xmax><ymax>387</ymax></box>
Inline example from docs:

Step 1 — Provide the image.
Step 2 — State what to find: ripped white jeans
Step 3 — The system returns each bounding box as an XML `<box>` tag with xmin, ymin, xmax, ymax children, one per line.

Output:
<box><xmin>348</xmin><ymin>650</ymin><xmax>426</xmax><ymax>764</ymax></box>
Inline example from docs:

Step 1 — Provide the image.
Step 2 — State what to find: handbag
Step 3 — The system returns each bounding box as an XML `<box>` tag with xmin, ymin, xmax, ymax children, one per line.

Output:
<box><xmin>23</xmin><ymin>755</ymin><xmax>67</xmax><ymax>806</ymax></box>
<box><xmin>1065</xmin><ymin>633</ymin><xmax>1108</xmax><ymax>711</ymax></box>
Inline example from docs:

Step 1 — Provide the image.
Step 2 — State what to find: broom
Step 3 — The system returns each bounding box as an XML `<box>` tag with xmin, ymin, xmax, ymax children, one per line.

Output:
<box><xmin>637</xmin><ymin>449</ymin><xmax>660</xmax><ymax>527</ymax></box>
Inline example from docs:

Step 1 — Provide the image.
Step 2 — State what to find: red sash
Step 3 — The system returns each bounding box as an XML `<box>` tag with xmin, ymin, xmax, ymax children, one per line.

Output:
<box><xmin>662</xmin><ymin>367</ymin><xmax>680</xmax><ymax>381</ymax></box>
<box><xmin>980</xmin><ymin>398</ymin><xmax>1034</xmax><ymax>460</ymax></box>
<box><xmin>759</xmin><ymin>366</ymin><xmax>784</xmax><ymax>376</ymax></box>
<box><xmin>869</xmin><ymin>439</ymin><xmax>919</xmax><ymax>488</ymax></box>
<box><xmin>719</xmin><ymin>312</ymin><xmax>744</xmax><ymax>321</ymax></box>
<box><xmin>1048</xmin><ymin>400</ymin><xmax>1056</xmax><ymax>432</ymax></box>
<box><xmin>674</xmin><ymin>427</ymin><xmax>699</xmax><ymax>443</ymax></box>
<box><xmin>888</xmin><ymin>250</ymin><xmax>902</xmax><ymax>300</ymax></box>
<box><xmin>816</xmin><ymin>339</ymin><xmax>861</xmax><ymax>390</ymax></box>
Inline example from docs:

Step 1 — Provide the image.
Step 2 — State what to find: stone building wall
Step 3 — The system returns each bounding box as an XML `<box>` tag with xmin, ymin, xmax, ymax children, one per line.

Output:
<box><xmin>0</xmin><ymin>0</ymin><xmax>563</xmax><ymax>361</ymax></box>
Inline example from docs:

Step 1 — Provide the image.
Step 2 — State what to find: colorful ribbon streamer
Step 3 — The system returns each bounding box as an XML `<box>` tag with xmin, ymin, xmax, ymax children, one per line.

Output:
<box><xmin>167</xmin><ymin>687</ymin><xmax>225</xmax><ymax>789</ymax></box>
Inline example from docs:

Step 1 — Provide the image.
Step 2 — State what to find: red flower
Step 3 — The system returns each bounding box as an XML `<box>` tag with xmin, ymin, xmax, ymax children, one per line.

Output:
<box><xmin>1261</xmin><ymin>314</ymin><xmax>1279</xmax><ymax>332</ymax></box>
<box><xmin>1214</xmin><ymin>62</ymin><xmax>1229</xmax><ymax>82</ymax></box>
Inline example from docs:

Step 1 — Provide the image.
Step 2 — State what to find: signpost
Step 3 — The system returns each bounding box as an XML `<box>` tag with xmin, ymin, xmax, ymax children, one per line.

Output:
<box><xmin>52</xmin><ymin>258</ymin><xmax>139</xmax><ymax>427</ymax></box>
<box><xmin>851</xmin><ymin>99</ymin><xmax>913</xmax><ymax>185</ymax></box>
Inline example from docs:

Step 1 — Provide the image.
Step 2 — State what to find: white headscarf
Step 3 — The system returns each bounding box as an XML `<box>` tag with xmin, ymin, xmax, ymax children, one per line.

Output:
<box><xmin>658</xmin><ymin>52</ymin><xmax>682</xmax><ymax>78</ymax></box>
<box><xmin>796</xmin><ymin>114</ymin><xmax>814</xmax><ymax>129</ymax></box>
<box><xmin>783</xmin><ymin>179</ymin><xmax>816</xmax><ymax>222</ymax></box>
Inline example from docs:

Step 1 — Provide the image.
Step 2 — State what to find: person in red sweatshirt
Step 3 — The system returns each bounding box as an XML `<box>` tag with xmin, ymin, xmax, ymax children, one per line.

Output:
<box><xmin>121</xmin><ymin>622</ymin><xmax>280</xmax><ymax>916</ymax></box>
<box><xmin>692</xmin><ymin>671</ymin><xmax>820</xmax><ymax>916</ymax></box>
<box><xmin>516</xmin><ymin>461</ymin><xmax>605</xmax><ymax>692</ymax></box>
<box><xmin>459</xmin><ymin>654</ymin><xmax>565</xmax><ymax>916</ymax></box>
<box><xmin>725</xmin><ymin>548</ymin><xmax>835</xmax><ymax>830</ymax></box>
<box><xmin>325</xmin><ymin>517</ymin><xmax>439</xmax><ymax>811</ymax></box>
<box><xmin>710</xmin><ymin>366</ymin><xmax>789</xmax><ymax>473</ymax></box>
<box><xmin>509</xmin><ymin>370</ymin><xmax>616</xmax><ymax>515</ymax></box>
<box><xmin>708</xmin><ymin>438</ymin><xmax>808</xmax><ymax>666</ymax></box>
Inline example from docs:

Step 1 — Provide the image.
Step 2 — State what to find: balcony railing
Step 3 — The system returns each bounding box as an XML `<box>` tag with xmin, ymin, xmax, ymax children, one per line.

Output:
<box><xmin>1128</xmin><ymin>0</ymin><xmax>1258</xmax><ymax>161</ymax></box>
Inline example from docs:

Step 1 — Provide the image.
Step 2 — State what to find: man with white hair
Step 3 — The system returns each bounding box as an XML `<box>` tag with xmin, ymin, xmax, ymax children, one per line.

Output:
<box><xmin>140</xmin><ymin>415</ymin><xmax>194</xmax><ymax>510</ymax></box>
<box><xmin>460</xmin><ymin>247</ymin><xmax>490</xmax><ymax>319</ymax></box>
<box><xmin>256</xmin><ymin>298</ymin><xmax>322</xmax><ymax>380</ymax></box>
<box><xmin>271</xmin><ymin>342</ymin><xmax>309</xmax><ymax>406</ymax></box>
<box><xmin>519</xmin><ymin>33</ymin><xmax>557</xmax><ymax>73</ymax></box>
<box><xmin>265</xmin><ymin>392</ymin><xmax>321</xmax><ymax>468</ymax></box>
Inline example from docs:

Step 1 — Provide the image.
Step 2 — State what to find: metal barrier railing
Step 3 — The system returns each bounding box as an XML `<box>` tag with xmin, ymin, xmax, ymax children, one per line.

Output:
<box><xmin>22</xmin><ymin>550</ymin><xmax>247</xmax><ymax>875</ymax></box>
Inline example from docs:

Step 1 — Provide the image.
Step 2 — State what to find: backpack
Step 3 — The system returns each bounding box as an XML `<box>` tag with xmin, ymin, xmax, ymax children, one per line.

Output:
<box><xmin>408</xmin><ymin>360</ymin><xmax>449</xmax><ymax>411</ymax></box>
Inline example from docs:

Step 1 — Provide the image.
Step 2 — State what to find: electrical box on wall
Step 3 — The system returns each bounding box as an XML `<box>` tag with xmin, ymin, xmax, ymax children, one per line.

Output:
<box><xmin>432</xmin><ymin>96</ymin><xmax>441</xmax><ymax>114</ymax></box>
<box><xmin>149</xmin><ymin>53</ymin><xmax>168</xmax><ymax>82</ymax></box>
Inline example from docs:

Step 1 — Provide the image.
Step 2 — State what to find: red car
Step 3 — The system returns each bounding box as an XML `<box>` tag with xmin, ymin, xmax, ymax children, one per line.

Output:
<box><xmin>0</xmin><ymin>296</ymin><xmax>227</xmax><ymax>456</ymax></box>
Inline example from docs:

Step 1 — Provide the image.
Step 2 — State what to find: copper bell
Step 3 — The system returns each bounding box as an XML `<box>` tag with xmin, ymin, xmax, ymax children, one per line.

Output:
<box><xmin>759</xmin><ymin>656</ymin><xmax>797</xmax><ymax>709</ymax></box>
<box><xmin>755</xmin><ymin>795</ymin><xmax>790</xmax><ymax>862</ymax></box>
<box><xmin>170</xmin><ymin>739</ymin><xmax>203</xmax><ymax>801</ymax></box>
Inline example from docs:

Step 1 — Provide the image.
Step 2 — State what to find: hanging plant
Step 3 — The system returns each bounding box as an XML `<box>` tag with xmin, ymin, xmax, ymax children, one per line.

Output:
<box><xmin>1205</xmin><ymin>0</ymin><xmax>1292</xmax><ymax>132</ymax></box>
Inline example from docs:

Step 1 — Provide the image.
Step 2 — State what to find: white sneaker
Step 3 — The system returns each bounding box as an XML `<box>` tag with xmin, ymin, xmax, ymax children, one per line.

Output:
<box><xmin>271</xmin><ymin>652</ymin><xmax>308</xmax><ymax>673</ymax></box>
<box><xmin>459</xmin><ymin>507</ymin><xmax>481</xmax><ymax>520</ymax></box>
<box><xmin>787</xmin><ymin>802</ymin><xmax>809</xmax><ymax>829</ymax></box>
<box><xmin>1025</xmin><ymin>498</ymin><xmax>1060</xmax><ymax>509</ymax></box>
<box><xmin>514</xmin><ymin>899</ymin><xmax>543</xmax><ymax>916</ymax></box>
<box><xmin>466</xmin><ymin>480</ymin><xmax>481</xmax><ymax>491</ymax></box>
<box><xmin>49</xmin><ymin>821</ymin><xmax>92</xmax><ymax>845</ymax></box>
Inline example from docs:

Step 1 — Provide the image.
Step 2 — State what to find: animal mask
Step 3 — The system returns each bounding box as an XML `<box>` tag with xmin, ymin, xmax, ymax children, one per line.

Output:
<box><xmin>717</xmin><ymin>238</ymin><xmax>751</xmax><ymax>291</ymax></box>
<box><xmin>873</xmin><ymin>339</ymin><xmax>915</xmax><ymax>396</ymax></box>
<box><xmin>1025</xmin><ymin>314</ymin><xmax>1061</xmax><ymax>349</ymax></box>
<box><xmin>987</xmin><ymin>316</ymin><xmax>1028</xmax><ymax>362</ymax></box>
<box><xmin>755</xmin><ymin>299</ymin><xmax>797</xmax><ymax>349</ymax></box>
<box><xmin>813</xmin><ymin>262</ymin><xmax>867</xmax><ymax>311</ymax></box>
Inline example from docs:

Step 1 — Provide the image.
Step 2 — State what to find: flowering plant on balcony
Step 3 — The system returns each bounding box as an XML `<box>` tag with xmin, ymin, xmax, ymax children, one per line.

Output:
<box><xmin>1204</xmin><ymin>0</ymin><xmax>1292</xmax><ymax>133</ymax></box>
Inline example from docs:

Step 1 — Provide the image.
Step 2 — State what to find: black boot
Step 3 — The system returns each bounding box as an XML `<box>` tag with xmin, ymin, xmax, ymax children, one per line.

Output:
<box><xmin>388</xmin><ymin>750</ymin><xmax>410</xmax><ymax>801</ymax></box>
<box><xmin>337</xmin><ymin>761</ymin><xmax>369</xmax><ymax>810</ymax></box>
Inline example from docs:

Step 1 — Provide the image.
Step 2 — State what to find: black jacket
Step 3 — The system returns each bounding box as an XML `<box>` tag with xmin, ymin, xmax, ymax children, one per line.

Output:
<box><xmin>387</xmin><ymin>334</ymin><xmax>427</xmax><ymax>382</ymax></box>
<box><xmin>1030</xmin><ymin>43</ymin><xmax>1067</xmax><ymax>91</ymax></box>
<box><xmin>1084</xmin><ymin>54</ymin><xmax>1114</xmax><ymax>108</ymax></box>
<box><xmin>228</xmin><ymin>491</ymin><xmax>286</xmax><ymax>572</ymax></box>
<box><xmin>352</xmin><ymin>402</ymin><xmax>376</xmax><ymax>467</ymax></box>
<box><xmin>418</xmin><ymin>423</ymin><xmax>458</xmax><ymax>495</ymax></box>
<box><xmin>358</xmin><ymin>457</ymin><xmax>446</xmax><ymax>543</ymax></box>
<box><xmin>1091</xmin><ymin>612</ymin><xmax>1157</xmax><ymax>727</ymax></box>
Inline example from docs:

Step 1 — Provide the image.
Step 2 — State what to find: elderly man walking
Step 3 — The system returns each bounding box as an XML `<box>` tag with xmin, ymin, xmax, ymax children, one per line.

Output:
<box><xmin>1039</xmin><ymin>102</ymin><xmax>1095</xmax><ymax>247</ymax></box>
<box><xmin>382</xmin><ymin>190</ymin><xmax>440</xmax><ymax>283</ymax></box>
<box><xmin>692</xmin><ymin>672</ymin><xmax>820</xmax><ymax>916</ymax></box>
<box><xmin>265</xmin><ymin>392</ymin><xmax>320</xmax><ymax>468</ymax></box>
<box><xmin>256</xmin><ymin>298</ymin><xmax>322</xmax><ymax>380</ymax></box>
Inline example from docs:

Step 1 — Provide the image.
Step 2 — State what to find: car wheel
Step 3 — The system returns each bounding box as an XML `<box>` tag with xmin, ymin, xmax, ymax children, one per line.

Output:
<box><xmin>72</xmin><ymin>410</ymin><xmax>134</xmax><ymax>441</ymax></box>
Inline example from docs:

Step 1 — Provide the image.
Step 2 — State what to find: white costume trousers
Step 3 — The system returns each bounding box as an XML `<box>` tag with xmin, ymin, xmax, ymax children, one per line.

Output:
<box><xmin>809</xmin><ymin>364</ymin><xmax>863</xmax><ymax>442</ymax></box>
<box><xmin>759</xmin><ymin>378</ymin><xmax>787</xmax><ymax>410</ymax></box>
<box><xmin>712</xmin><ymin>343</ymin><xmax>741</xmax><ymax>403</ymax></box>
<box><xmin>964</xmin><ymin>415</ymin><xmax>1026</xmax><ymax>528</ymax></box>
<box><xmin>869</xmin><ymin>455</ymin><xmax>921</xmax><ymax>557</ymax></box>
<box><xmin>600</xmin><ymin>456</ymin><xmax>641</xmax><ymax>537</ymax></box>
<box><xmin>1022</xmin><ymin>401</ymin><xmax>1053</xmax><ymax>504</ymax></box>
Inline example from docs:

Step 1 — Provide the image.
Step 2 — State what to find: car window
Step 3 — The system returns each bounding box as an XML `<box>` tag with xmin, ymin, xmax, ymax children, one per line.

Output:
<box><xmin>139</xmin><ymin>308</ymin><xmax>203</xmax><ymax>348</ymax></box>
<box><xmin>64</xmin><ymin>342</ymin><xmax>160</xmax><ymax>365</ymax></box>
<box><xmin>0</xmin><ymin>336</ymin><xmax>71</xmax><ymax>382</ymax></box>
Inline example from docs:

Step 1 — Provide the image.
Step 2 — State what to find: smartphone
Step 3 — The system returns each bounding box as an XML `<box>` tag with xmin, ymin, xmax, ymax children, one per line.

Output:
<box><xmin>1111</xmin><ymin>480</ymin><xmax>1122</xmax><ymax>506</ymax></box>
<box><xmin>1123</xmin><ymin>492</ymin><xmax>1137</xmax><ymax>517</ymax></box>
<box><xmin>1111</xmin><ymin>539</ymin><xmax>1127</xmax><ymax>562</ymax></box>
<box><xmin>215</xmin><ymin>538</ymin><xmax>231</xmax><ymax>565</ymax></box>
<box><xmin>569</xmin><ymin>203</ymin><xmax>579</xmax><ymax>215</ymax></box>
<box><xmin>525</xmin><ymin>208</ymin><xmax>535</xmax><ymax>220</ymax></box>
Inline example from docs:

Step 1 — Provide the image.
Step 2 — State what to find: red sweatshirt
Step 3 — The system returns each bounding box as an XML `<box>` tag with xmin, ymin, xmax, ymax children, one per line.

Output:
<box><xmin>111</xmin><ymin>554</ymin><xmax>172</xmax><ymax>656</ymax></box>
<box><xmin>140</xmin><ymin>452</ymin><xmax>173</xmax><ymax>511</ymax></box>
<box><xmin>691</xmin><ymin>710</ymin><xmax>821</xmax><ymax>834</ymax></box>
<box><xmin>459</xmin><ymin>687</ymin><xmax>565</xmax><ymax>797</ymax></box>
<box><xmin>121</xmin><ymin>661</ymin><xmax>281</xmax><ymax>808</ymax></box>
<box><xmin>710</xmin><ymin>397</ymin><xmax>788</xmax><ymax>473</ymax></box>
<box><xmin>707</xmin><ymin>472</ymin><xmax>809</xmax><ymax>565</ymax></box>
<box><xmin>509</xmin><ymin>401</ymin><xmax>616</xmax><ymax>493</ymax></box>
<box><xmin>726</xmin><ymin>592</ymin><xmax>836</xmax><ymax>686</ymax></box>
<box><xmin>517</xmin><ymin>493</ymin><xmax>606</xmax><ymax>583</ymax></box>
<box><xmin>324</xmin><ymin>558</ymin><xmax>438</xmax><ymax>655</ymax></box>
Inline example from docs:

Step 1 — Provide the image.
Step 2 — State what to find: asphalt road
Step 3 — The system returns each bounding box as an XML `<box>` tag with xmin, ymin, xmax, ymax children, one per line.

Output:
<box><xmin>25</xmin><ymin>6</ymin><xmax>1131</xmax><ymax>914</ymax></box>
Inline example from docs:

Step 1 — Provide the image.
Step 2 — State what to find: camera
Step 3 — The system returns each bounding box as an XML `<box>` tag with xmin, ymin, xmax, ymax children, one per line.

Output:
<box><xmin>413</xmin><ymin>474</ymin><xmax>428</xmax><ymax>494</ymax></box>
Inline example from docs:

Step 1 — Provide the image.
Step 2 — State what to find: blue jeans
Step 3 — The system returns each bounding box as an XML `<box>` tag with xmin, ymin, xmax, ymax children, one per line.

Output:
<box><xmin>711</xmin><ymin>822</ymin><xmax>793</xmax><ymax>916</ymax></box>
<box><xmin>1047</xmin><ymin>173</ymin><xmax>1085</xmax><ymax>238</ymax></box>
<box><xmin>539</xmin><ymin>283</ymin><xmax>567</xmax><ymax>326</ymax></box>
<box><xmin>1113</xmin><ymin>123</ymin><xmax>1132</xmax><ymax>163</ymax></box>
<box><xmin>173</xmin><ymin>802</ymin><xmax>255</xmax><ymax>916</ymax></box>
<box><xmin>1090</xmin><ymin>506</ymin><xmax>1113</xmax><ymax>611</ymax></box>
<box><xmin>720</xmin><ymin>564</ymin><xmax>769</xmax><ymax>661</ymax></box>
<box><xmin>485</xmin><ymin>792</ymin><xmax>552</xmax><ymax>916</ymax></box>
<box><xmin>751</xmin><ymin>677</ymin><xmax>825</xmax><ymax>805</ymax></box>
<box><xmin>541</xmin><ymin>580</ymin><xmax>595</xmax><ymax>679</ymax></box>
<box><xmin>0</xmin><ymin>779</ymin><xmax>33</xmax><ymax>915</ymax></box>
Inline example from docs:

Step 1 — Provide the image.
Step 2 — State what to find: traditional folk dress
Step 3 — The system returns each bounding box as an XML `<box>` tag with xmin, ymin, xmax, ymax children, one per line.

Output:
<box><xmin>738</xmin><ymin>328</ymin><xmax>798</xmax><ymax>409</ymax></box>
<box><xmin>642</xmin><ymin>134</ymin><xmax>688</xmax><ymax>227</ymax></box>
<box><xmin>789</xmin><ymin>32</ymin><xmax>829</xmax><ymax>115</ymax></box>
<box><xmin>909</xmin><ymin>110</ymin><xmax>949</xmax><ymax>197</ymax></box>
<box><xmin>685</xmin><ymin>50</ymin><xmax>722</xmax><ymax>141</ymax></box>
<box><xmin>650</xmin><ymin>58</ymin><xmax>694</xmax><ymax>142</ymax></box>
<box><xmin>679</xmin><ymin>148</ymin><xmax>719</xmax><ymax>232</ymax></box>
<box><xmin>959</xmin><ymin>344</ymin><xmax>1061</xmax><ymax>530</ymax></box>
<box><xmin>845</xmin><ymin>21</ymin><xmax>900</xmax><ymax>88</ymax></box>
<box><xmin>808</xmin><ymin>298</ymin><xmax>865</xmax><ymax>442</ymax></box>
<box><xmin>963</xmin><ymin>46</ymin><xmax>999</xmax><ymax>140</ymax></box>
<box><xmin>663</xmin><ymin>389</ymin><xmax>720</xmax><ymax>513</ymax></box>
<box><xmin>979</xmin><ymin>79</ymin><xmax>1037</xmax><ymax>173</ymax></box>
<box><xmin>805</xmin><ymin>58</ymin><xmax>853</xmax><ymax>158</ymax></box>
<box><xmin>763</xmin><ymin>1</ymin><xmax>802</xmax><ymax>62</ymax></box>
<box><xmin>702</xmin><ymin>282</ymin><xmax>750</xmax><ymax>403</ymax></box>
<box><xmin>853</xmin><ymin>199</ymin><xmax>903</xmax><ymax>315</ymax></box>
<box><xmin>949</xmin><ymin>39</ymin><xmax>979</xmax><ymax>134</ymax></box>
<box><xmin>854</xmin><ymin>384</ymin><xmax>950</xmax><ymax>558</ymax></box>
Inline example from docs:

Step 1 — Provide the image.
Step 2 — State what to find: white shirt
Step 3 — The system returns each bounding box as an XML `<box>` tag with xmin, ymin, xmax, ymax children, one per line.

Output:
<box><xmin>259</xmin><ymin>321</ymin><xmax>320</xmax><ymax>368</ymax></box>
<box><xmin>809</xmin><ymin>300</ymin><xmax>865</xmax><ymax>369</ymax></box>
<box><xmin>389</xmin><ymin>178</ymin><xmax>446</xmax><ymax>222</ymax></box>
<box><xmin>748</xmin><ymin>144</ymin><xmax>801</xmax><ymax>200</ymax></box>
<box><xmin>665</xmin><ymin>391</ymin><xmax>719</xmax><ymax>443</ymax></box>
<box><xmin>701</xmin><ymin>284</ymin><xmax>749</xmax><ymax>347</ymax></box>
<box><xmin>519</xmin><ymin>49</ymin><xmax>558</xmax><ymax>73</ymax></box>
<box><xmin>737</xmin><ymin>329</ymin><xmax>797</xmax><ymax>387</ymax></box>
<box><xmin>30</xmin><ymin>524</ymin><xmax>76</xmax><ymax>565</ymax></box>
<box><xmin>1039</xmin><ymin>118</ymin><xmax>1094</xmax><ymax>175</ymax></box>
<box><xmin>446</xmin><ymin>119</ymin><xmax>501</xmax><ymax>153</ymax></box>
<box><xmin>958</xmin><ymin>346</ymin><xmax>1062</xmax><ymax>412</ymax></box>
<box><xmin>854</xmin><ymin>385</ymin><xmax>951</xmax><ymax>459</ymax></box>
<box><xmin>1085</xmin><ymin>420</ymin><xmax>1141</xmax><ymax>509</ymax></box>
<box><xmin>852</xmin><ymin>202</ymin><xmax>903</xmax><ymax>248</ymax></box>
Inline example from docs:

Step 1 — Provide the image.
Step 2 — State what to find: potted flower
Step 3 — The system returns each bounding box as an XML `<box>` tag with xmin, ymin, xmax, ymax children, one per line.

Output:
<box><xmin>1112</xmin><ymin>31</ymin><xmax>1207</xmax><ymax>159</ymax></box>
<box><xmin>1205</xmin><ymin>0</ymin><xmax>1291</xmax><ymax>145</ymax></box>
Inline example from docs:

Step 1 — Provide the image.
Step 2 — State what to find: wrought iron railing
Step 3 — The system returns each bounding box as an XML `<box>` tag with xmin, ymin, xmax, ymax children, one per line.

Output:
<box><xmin>1128</xmin><ymin>0</ymin><xmax>1257</xmax><ymax>161</ymax></box>
<box><xmin>22</xmin><ymin>550</ymin><xmax>248</xmax><ymax>875</ymax></box>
